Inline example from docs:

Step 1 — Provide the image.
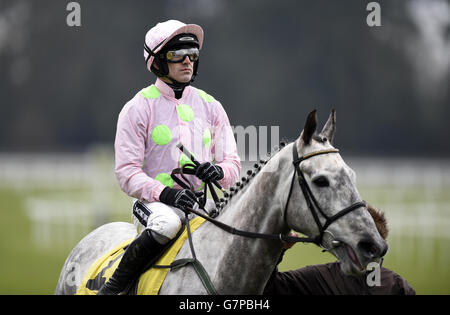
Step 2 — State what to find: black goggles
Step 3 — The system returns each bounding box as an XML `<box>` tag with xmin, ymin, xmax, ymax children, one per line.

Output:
<box><xmin>164</xmin><ymin>47</ymin><xmax>200</xmax><ymax>63</ymax></box>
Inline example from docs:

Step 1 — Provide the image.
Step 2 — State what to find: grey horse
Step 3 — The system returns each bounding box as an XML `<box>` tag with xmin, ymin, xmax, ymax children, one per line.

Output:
<box><xmin>55</xmin><ymin>110</ymin><xmax>387</xmax><ymax>295</ymax></box>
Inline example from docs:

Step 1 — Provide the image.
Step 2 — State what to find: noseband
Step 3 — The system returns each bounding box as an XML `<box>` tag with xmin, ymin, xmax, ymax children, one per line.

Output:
<box><xmin>284</xmin><ymin>141</ymin><xmax>366</xmax><ymax>248</ymax></box>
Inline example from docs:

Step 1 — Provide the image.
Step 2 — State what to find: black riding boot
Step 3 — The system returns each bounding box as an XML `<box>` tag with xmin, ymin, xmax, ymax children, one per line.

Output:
<box><xmin>97</xmin><ymin>229</ymin><xmax>165</xmax><ymax>295</ymax></box>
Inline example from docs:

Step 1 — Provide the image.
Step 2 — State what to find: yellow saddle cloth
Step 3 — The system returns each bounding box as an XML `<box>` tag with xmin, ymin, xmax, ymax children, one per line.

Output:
<box><xmin>76</xmin><ymin>217</ymin><xmax>205</xmax><ymax>295</ymax></box>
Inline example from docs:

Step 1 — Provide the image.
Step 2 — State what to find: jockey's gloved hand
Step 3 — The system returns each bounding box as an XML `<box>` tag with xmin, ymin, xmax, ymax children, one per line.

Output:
<box><xmin>159</xmin><ymin>187</ymin><xmax>202</xmax><ymax>210</ymax></box>
<box><xmin>195</xmin><ymin>162</ymin><xmax>224</xmax><ymax>183</ymax></box>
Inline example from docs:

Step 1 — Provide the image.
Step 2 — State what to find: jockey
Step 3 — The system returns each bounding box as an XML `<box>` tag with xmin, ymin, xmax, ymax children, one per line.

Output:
<box><xmin>97</xmin><ymin>20</ymin><xmax>241</xmax><ymax>295</ymax></box>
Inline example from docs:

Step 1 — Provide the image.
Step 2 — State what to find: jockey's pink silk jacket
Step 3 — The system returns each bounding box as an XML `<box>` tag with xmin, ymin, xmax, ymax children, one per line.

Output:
<box><xmin>115</xmin><ymin>78</ymin><xmax>241</xmax><ymax>202</ymax></box>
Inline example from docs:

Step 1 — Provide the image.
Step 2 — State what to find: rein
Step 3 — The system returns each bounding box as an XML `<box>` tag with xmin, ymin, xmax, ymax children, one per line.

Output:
<box><xmin>166</xmin><ymin>142</ymin><xmax>366</xmax><ymax>294</ymax></box>
<box><xmin>173</xmin><ymin>142</ymin><xmax>365</xmax><ymax>247</ymax></box>
<box><xmin>171</xmin><ymin>164</ymin><xmax>318</xmax><ymax>245</ymax></box>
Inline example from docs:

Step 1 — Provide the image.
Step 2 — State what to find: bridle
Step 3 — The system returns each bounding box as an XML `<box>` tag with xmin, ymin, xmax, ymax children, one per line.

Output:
<box><xmin>173</xmin><ymin>141</ymin><xmax>366</xmax><ymax>249</ymax></box>
<box><xmin>162</xmin><ymin>142</ymin><xmax>367</xmax><ymax>295</ymax></box>
<box><xmin>284</xmin><ymin>140</ymin><xmax>367</xmax><ymax>249</ymax></box>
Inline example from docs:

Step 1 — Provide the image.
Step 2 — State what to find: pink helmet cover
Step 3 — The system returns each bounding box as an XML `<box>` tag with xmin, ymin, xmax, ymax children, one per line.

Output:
<box><xmin>144</xmin><ymin>20</ymin><xmax>204</xmax><ymax>71</ymax></box>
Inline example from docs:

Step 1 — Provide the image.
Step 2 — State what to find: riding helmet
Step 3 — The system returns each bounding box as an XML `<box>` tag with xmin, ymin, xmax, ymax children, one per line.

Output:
<box><xmin>143</xmin><ymin>20</ymin><xmax>204</xmax><ymax>81</ymax></box>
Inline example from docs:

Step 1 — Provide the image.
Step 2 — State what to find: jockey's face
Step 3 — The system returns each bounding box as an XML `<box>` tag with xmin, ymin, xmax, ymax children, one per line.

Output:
<box><xmin>167</xmin><ymin>55</ymin><xmax>194</xmax><ymax>83</ymax></box>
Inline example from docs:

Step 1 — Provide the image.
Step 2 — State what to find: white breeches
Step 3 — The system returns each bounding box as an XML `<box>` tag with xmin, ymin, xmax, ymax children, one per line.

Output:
<box><xmin>131</xmin><ymin>199</ymin><xmax>215</xmax><ymax>240</ymax></box>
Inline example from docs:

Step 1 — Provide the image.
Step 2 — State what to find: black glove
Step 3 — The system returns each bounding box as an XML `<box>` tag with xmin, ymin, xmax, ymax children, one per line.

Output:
<box><xmin>159</xmin><ymin>187</ymin><xmax>201</xmax><ymax>210</ymax></box>
<box><xmin>195</xmin><ymin>162</ymin><xmax>224</xmax><ymax>182</ymax></box>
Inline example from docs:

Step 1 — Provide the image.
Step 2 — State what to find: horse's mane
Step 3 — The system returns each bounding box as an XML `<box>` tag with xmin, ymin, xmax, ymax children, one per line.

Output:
<box><xmin>217</xmin><ymin>139</ymin><xmax>292</xmax><ymax>212</ymax></box>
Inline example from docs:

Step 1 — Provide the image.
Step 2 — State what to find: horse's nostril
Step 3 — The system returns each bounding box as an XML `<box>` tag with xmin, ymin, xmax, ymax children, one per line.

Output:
<box><xmin>357</xmin><ymin>240</ymin><xmax>381</xmax><ymax>259</ymax></box>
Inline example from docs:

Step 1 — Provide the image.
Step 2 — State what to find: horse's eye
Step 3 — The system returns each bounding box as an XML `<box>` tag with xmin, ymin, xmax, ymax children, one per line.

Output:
<box><xmin>313</xmin><ymin>176</ymin><xmax>329</xmax><ymax>187</ymax></box>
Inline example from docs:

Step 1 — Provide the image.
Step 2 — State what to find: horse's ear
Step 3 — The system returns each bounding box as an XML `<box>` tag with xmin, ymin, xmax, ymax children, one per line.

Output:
<box><xmin>320</xmin><ymin>109</ymin><xmax>336</xmax><ymax>145</ymax></box>
<box><xmin>300</xmin><ymin>110</ymin><xmax>317</xmax><ymax>145</ymax></box>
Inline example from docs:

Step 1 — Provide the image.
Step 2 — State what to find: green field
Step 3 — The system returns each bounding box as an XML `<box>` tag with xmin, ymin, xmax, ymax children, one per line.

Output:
<box><xmin>0</xmin><ymin>156</ymin><xmax>449</xmax><ymax>295</ymax></box>
<box><xmin>0</xmin><ymin>186</ymin><xmax>131</xmax><ymax>294</ymax></box>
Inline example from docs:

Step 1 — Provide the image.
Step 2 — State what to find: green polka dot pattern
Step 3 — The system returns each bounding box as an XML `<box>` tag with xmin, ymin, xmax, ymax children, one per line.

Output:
<box><xmin>198</xmin><ymin>89</ymin><xmax>214</xmax><ymax>103</ymax></box>
<box><xmin>152</xmin><ymin>125</ymin><xmax>172</xmax><ymax>145</ymax></box>
<box><xmin>155</xmin><ymin>173</ymin><xmax>174</xmax><ymax>188</ymax></box>
<box><xmin>203</xmin><ymin>128</ymin><xmax>212</xmax><ymax>149</ymax></box>
<box><xmin>141</xmin><ymin>85</ymin><xmax>161</xmax><ymax>99</ymax></box>
<box><xmin>179</xmin><ymin>153</ymin><xmax>196</xmax><ymax>169</ymax></box>
<box><xmin>176</xmin><ymin>104</ymin><xmax>194</xmax><ymax>122</ymax></box>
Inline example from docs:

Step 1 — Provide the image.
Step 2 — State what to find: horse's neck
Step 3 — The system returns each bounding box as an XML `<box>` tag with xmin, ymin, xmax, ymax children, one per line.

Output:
<box><xmin>221</xmin><ymin>159</ymin><xmax>289</xmax><ymax>233</ymax></box>
<box><xmin>210</xmin><ymin>150</ymin><xmax>292</xmax><ymax>293</ymax></box>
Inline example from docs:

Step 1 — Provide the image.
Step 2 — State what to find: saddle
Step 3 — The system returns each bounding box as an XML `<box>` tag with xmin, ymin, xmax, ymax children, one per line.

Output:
<box><xmin>76</xmin><ymin>216</ymin><xmax>205</xmax><ymax>295</ymax></box>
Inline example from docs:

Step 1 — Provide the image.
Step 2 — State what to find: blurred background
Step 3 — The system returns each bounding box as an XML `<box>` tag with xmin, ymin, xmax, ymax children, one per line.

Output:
<box><xmin>0</xmin><ymin>0</ymin><xmax>449</xmax><ymax>294</ymax></box>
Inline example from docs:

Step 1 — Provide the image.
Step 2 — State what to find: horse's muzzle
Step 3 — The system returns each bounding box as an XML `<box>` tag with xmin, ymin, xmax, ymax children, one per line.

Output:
<box><xmin>357</xmin><ymin>238</ymin><xmax>388</xmax><ymax>261</ymax></box>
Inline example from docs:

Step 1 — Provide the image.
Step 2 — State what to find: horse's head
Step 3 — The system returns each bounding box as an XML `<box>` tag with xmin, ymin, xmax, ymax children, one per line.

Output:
<box><xmin>285</xmin><ymin>110</ymin><xmax>388</xmax><ymax>276</ymax></box>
